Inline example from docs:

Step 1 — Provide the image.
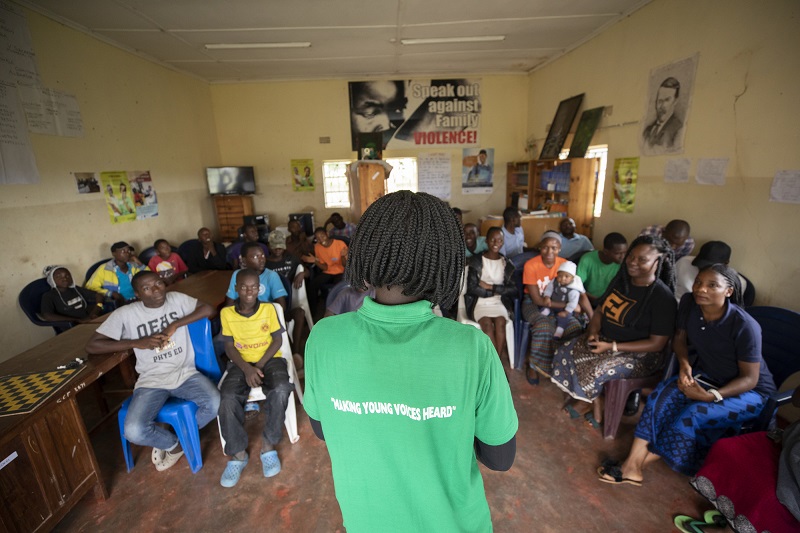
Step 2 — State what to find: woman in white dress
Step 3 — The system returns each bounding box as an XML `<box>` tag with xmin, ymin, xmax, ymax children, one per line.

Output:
<box><xmin>465</xmin><ymin>226</ymin><xmax>517</xmax><ymax>359</ymax></box>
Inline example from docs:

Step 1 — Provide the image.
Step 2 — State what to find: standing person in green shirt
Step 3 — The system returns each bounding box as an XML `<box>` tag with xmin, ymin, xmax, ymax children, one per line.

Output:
<box><xmin>304</xmin><ymin>191</ymin><xmax>518</xmax><ymax>533</ymax></box>
<box><xmin>576</xmin><ymin>232</ymin><xmax>628</xmax><ymax>307</ymax></box>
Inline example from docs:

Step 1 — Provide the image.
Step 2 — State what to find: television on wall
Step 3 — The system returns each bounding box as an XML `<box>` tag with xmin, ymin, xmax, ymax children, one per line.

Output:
<box><xmin>206</xmin><ymin>166</ymin><xmax>256</xmax><ymax>195</ymax></box>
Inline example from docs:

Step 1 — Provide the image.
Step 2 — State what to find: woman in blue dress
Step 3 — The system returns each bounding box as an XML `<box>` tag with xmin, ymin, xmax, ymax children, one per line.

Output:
<box><xmin>597</xmin><ymin>263</ymin><xmax>776</xmax><ymax>485</ymax></box>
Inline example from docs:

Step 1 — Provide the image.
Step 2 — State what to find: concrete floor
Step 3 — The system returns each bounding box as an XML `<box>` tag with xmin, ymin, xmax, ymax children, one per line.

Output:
<box><xmin>55</xmin><ymin>369</ymin><xmax>722</xmax><ymax>533</ymax></box>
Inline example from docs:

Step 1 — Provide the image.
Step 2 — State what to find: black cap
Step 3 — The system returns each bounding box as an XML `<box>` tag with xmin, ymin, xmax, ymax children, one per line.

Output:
<box><xmin>110</xmin><ymin>241</ymin><xmax>132</xmax><ymax>252</ymax></box>
<box><xmin>692</xmin><ymin>241</ymin><xmax>731</xmax><ymax>268</ymax></box>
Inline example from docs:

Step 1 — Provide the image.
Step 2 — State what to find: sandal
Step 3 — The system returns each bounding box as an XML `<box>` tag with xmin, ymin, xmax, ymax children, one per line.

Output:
<box><xmin>526</xmin><ymin>367</ymin><xmax>539</xmax><ymax>385</ymax></box>
<box><xmin>563</xmin><ymin>404</ymin><xmax>581</xmax><ymax>419</ymax></box>
<box><xmin>584</xmin><ymin>412</ymin><xmax>602</xmax><ymax>430</ymax></box>
<box><xmin>261</xmin><ymin>450</ymin><xmax>281</xmax><ymax>478</ymax></box>
<box><xmin>152</xmin><ymin>447</ymin><xmax>184</xmax><ymax>472</ymax></box>
<box><xmin>596</xmin><ymin>464</ymin><xmax>642</xmax><ymax>487</ymax></box>
<box><xmin>220</xmin><ymin>455</ymin><xmax>249</xmax><ymax>488</ymax></box>
<box><xmin>673</xmin><ymin>510</ymin><xmax>727</xmax><ymax>532</ymax></box>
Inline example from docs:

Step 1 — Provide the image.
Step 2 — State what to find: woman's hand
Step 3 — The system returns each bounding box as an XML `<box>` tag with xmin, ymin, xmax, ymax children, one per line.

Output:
<box><xmin>479</xmin><ymin>281</ymin><xmax>493</xmax><ymax>290</ymax></box>
<box><xmin>587</xmin><ymin>340</ymin><xmax>612</xmax><ymax>354</ymax></box>
<box><xmin>542</xmin><ymin>296</ymin><xmax>552</xmax><ymax>308</ymax></box>
<box><xmin>301</xmin><ymin>254</ymin><xmax>315</xmax><ymax>263</ymax></box>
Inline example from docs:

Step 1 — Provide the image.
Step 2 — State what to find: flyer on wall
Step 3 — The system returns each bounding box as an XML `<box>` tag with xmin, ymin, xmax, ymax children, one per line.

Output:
<box><xmin>129</xmin><ymin>170</ymin><xmax>158</xmax><ymax>219</ymax></box>
<box><xmin>100</xmin><ymin>171</ymin><xmax>137</xmax><ymax>224</ymax></box>
<box><xmin>611</xmin><ymin>158</ymin><xmax>639</xmax><ymax>213</ymax></box>
<box><xmin>461</xmin><ymin>147</ymin><xmax>494</xmax><ymax>195</ymax></box>
<box><xmin>291</xmin><ymin>159</ymin><xmax>315</xmax><ymax>191</ymax></box>
<box><xmin>348</xmin><ymin>79</ymin><xmax>481</xmax><ymax>151</ymax></box>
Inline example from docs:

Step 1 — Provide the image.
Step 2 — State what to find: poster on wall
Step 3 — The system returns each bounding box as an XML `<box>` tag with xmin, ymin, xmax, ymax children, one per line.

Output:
<box><xmin>611</xmin><ymin>158</ymin><xmax>639</xmax><ymax>213</ymax></box>
<box><xmin>640</xmin><ymin>54</ymin><xmax>699</xmax><ymax>156</ymax></box>
<box><xmin>130</xmin><ymin>170</ymin><xmax>158</xmax><ymax>219</ymax></box>
<box><xmin>418</xmin><ymin>152</ymin><xmax>451</xmax><ymax>201</ymax></box>
<box><xmin>291</xmin><ymin>159</ymin><xmax>315</xmax><ymax>191</ymax></box>
<box><xmin>74</xmin><ymin>172</ymin><xmax>100</xmax><ymax>193</ymax></box>
<box><xmin>461</xmin><ymin>148</ymin><xmax>493</xmax><ymax>195</ymax></box>
<box><xmin>100</xmin><ymin>171</ymin><xmax>136</xmax><ymax>224</ymax></box>
<box><xmin>540</xmin><ymin>94</ymin><xmax>584</xmax><ymax>160</ymax></box>
<box><xmin>348</xmin><ymin>79</ymin><xmax>480</xmax><ymax>151</ymax></box>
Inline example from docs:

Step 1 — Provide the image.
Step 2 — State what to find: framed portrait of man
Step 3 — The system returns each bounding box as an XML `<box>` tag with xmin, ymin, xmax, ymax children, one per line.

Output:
<box><xmin>640</xmin><ymin>54</ymin><xmax>699</xmax><ymax>156</ymax></box>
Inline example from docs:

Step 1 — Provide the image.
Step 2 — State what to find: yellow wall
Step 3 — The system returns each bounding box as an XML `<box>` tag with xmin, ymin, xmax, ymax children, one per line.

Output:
<box><xmin>0</xmin><ymin>10</ymin><xmax>221</xmax><ymax>360</ymax></box>
<box><xmin>210</xmin><ymin>75</ymin><xmax>528</xmax><ymax>226</ymax></box>
<box><xmin>527</xmin><ymin>0</ymin><xmax>800</xmax><ymax>309</ymax></box>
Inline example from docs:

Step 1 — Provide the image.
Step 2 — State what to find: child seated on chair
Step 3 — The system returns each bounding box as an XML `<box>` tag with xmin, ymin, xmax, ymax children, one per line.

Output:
<box><xmin>85</xmin><ymin>271</ymin><xmax>219</xmax><ymax>472</ymax></box>
<box><xmin>218</xmin><ymin>269</ymin><xmax>294</xmax><ymax>488</ymax></box>
<box><xmin>147</xmin><ymin>239</ymin><xmax>188</xmax><ymax>285</ymax></box>
<box><xmin>540</xmin><ymin>261</ymin><xmax>586</xmax><ymax>339</ymax></box>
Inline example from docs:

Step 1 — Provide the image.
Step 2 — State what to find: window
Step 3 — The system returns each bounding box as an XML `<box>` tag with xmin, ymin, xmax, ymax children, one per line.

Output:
<box><xmin>322</xmin><ymin>160</ymin><xmax>351</xmax><ymax>208</ymax></box>
<box><xmin>559</xmin><ymin>145</ymin><xmax>608</xmax><ymax>218</ymax></box>
<box><xmin>322</xmin><ymin>157</ymin><xmax>418</xmax><ymax>208</ymax></box>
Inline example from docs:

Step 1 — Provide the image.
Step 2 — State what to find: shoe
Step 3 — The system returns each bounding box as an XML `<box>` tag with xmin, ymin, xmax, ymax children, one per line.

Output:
<box><xmin>623</xmin><ymin>391</ymin><xmax>641</xmax><ymax>416</ymax></box>
<box><xmin>245</xmin><ymin>401</ymin><xmax>260</xmax><ymax>420</ymax></box>
<box><xmin>596</xmin><ymin>464</ymin><xmax>642</xmax><ymax>487</ymax></box>
<box><xmin>220</xmin><ymin>455</ymin><xmax>248</xmax><ymax>488</ymax></box>
<box><xmin>152</xmin><ymin>447</ymin><xmax>184</xmax><ymax>471</ymax></box>
<box><xmin>260</xmin><ymin>450</ymin><xmax>281</xmax><ymax>478</ymax></box>
<box><xmin>526</xmin><ymin>366</ymin><xmax>539</xmax><ymax>385</ymax></box>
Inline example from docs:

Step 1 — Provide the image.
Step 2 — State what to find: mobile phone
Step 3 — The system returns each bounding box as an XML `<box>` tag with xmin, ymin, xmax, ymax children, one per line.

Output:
<box><xmin>692</xmin><ymin>375</ymin><xmax>720</xmax><ymax>390</ymax></box>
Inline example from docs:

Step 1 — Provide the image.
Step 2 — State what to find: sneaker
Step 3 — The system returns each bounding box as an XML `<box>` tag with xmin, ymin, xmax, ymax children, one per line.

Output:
<box><xmin>260</xmin><ymin>450</ymin><xmax>281</xmax><ymax>478</ymax></box>
<box><xmin>220</xmin><ymin>455</ymin><xmax>248</xmax><ymax>488</ymax></box>
<box><xmin>623</xmin><ymin>391</ymin><xmax>641</xmax><ymax>417</ymax></box>
<box><xmin>152</xmin><ymin>447</ymin><xmax>184</xmax><ymax>471</ymax></box>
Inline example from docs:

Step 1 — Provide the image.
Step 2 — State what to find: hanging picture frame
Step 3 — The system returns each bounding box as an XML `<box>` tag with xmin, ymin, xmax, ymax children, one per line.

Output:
<box><xmin>568</xmin><ymin>106</ymin><xmax>604</xmax><ymax>158</ymax></box>
<box><xmin>539</xmin><ymin>94</ymin><xmax>584</xmax><ymax>160</ymax></box>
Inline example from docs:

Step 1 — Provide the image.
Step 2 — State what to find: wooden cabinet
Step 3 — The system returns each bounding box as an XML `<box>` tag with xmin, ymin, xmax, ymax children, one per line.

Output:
<box><xmin>348</xmin><ymin>162</ymin><xmax>387</xmax><ymax>220</ymax></box>
<box><xmin>506</xmin><ymin>158</ymin><xmax>598</xmax><ymax>239</ymax></box>
<box><xmin>0</xmin><ymin>398</ymin><xmax>105</xmax><ymax>533</ymax></box>
<box><xmin>212</xmin><ymin>195</ymin><xmax>254</xmax><ymax>242</ymax></box>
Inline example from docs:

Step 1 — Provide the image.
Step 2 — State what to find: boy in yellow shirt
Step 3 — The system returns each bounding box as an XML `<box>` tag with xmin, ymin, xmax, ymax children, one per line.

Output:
<box><xmin>217</xmin><ymin>269</ymin><xmax>294</xmax><ymax>487</ymax></box>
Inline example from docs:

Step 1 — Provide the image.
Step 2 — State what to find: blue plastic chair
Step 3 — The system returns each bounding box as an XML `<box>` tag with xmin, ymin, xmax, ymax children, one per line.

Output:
<box><xmin>84</xmin><ymin>258</ymin><xmax>111</xmax><ymax>286</ymax></box>
<box><xmin>748</xmin><ymin>306</ymin><xmax>800</xmax><ymax>430</ymax></box>
<box><xmin>18</xmin><ymin>278</ymin><xmax>75</xmax><ymax>334</ymax></box>
<box><xmin>117</xmin><ymin>317</ymin><xmax>222</xmax><ymax>474</ymax></box>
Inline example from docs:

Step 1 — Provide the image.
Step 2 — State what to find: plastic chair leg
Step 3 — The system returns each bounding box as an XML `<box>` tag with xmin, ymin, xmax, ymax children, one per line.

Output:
<box><xmin>118</xmin><ymin>397</ymin><xmax>135</xmax><ymax>473</ymax></box>
<box><xmin>603</xmin><ymin>374</ymin><xmax>660</xmax><ymax>440</ymax></box>
<box><xmin>284</xmin><ymin>391</ymin><xmax>300</xmax><ymax>444</ymax></box>
<box><xmin>156</xmin><ymin>401</ymin><xmax>202</xmax><ymax>473</ymax></box>
<box><xmin>516</xmin><ymin>326</ymin><xmax>530</xmax><ymax>370</ymax></box>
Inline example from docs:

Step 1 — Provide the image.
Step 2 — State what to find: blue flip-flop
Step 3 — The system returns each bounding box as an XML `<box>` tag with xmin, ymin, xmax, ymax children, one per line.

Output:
<box><xmin>261</xmin><ymin>450</ymin><xmax>281</xmax><ymax>478</ymax></box>
<box><xmin>220</xmin><ymin>455</ymin><xmax>248</xmax><ymax>488</ymax></box>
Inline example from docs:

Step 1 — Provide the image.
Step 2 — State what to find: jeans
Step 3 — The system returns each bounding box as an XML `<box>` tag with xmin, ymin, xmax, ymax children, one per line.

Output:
<box><xmin>124</xmin><ymin>373</ymin><xmax>221</xmax><ymax>450</ymax></box>
<box><xmin>218</xmin><ymin>358</ymin><xmax>294</xmax><ymax>456</ymax></box>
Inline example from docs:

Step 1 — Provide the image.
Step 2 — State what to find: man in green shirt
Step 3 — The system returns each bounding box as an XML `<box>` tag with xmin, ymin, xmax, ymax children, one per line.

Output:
<box><xmin>305</xmin><ymin>191</ymin><xmax>518</xmax><ymax>533</ymax></box>
<box><xmin>576</xmin><ymin>232</ymin><xmax>628</xmax><ymax>306</ymax></box>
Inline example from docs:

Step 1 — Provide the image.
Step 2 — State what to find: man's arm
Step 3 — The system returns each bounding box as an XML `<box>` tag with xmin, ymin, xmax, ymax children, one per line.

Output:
<box><xmin>86</xmin><ymin>330</ymin><xmax>168</xmax><ymax>354</ymax></box>
<box><xmin>474</xmin><ymin>436</ymin><xmax>516</xmax><ymax>471</ymax></box>
<box><xmin>161</xmin><ymin>300</ymin><xmax>215</xmax><ymax>338</ymax></box>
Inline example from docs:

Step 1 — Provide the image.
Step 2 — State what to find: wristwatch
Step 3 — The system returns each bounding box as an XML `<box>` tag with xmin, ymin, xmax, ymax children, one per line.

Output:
<box><xmin>708</xmin><ymin>388</ymin><xmax>723</xmax><ymax>403</ymax></box>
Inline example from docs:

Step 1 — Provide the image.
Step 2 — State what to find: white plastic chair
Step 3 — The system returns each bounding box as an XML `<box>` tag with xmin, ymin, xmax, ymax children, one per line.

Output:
<box><xmin>457</xmin><ymin>266</ymin><xmax>515</xmax><ymax>368</ymax></box>
<box><xmin>217</xmin><ymin>302</ymin><xmax>304</xmax><ymax>452</ymax></box>
<box><xmin>289</xmin><ymin>266</ymin><xmax>314</xmax><ymax>338</ymax></box>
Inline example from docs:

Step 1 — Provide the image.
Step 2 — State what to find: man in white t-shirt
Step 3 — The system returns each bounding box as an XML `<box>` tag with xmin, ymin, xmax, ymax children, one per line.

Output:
<box><xmin>86</xmin><ymin>271</ymin><xmax>219</xmax><ymax>472</ymax></box>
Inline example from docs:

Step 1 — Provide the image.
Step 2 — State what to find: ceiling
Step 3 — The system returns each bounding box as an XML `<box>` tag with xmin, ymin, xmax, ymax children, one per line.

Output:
<box><xmin>19</xmin><ymin>0</ymin><xmax>651</xmax><ymax>83</ymax></box>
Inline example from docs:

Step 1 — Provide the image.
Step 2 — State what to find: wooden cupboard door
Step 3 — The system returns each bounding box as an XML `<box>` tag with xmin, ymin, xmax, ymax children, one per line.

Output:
<box><xmin>567</xmin><ymin>158</ymin><xmax>598</xmax><ymax>240</ymax></box>
<box><xmin>0</xmin><ymin>429</ymin><xmax>54</xmax><ymax>533</ymax></box>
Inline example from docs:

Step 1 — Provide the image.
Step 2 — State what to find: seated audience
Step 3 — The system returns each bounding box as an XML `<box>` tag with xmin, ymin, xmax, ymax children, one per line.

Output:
<box><xmin>464</xmin><ymin>223</ymin><xmax>488</xmax><ymax>258</ymax></box>
<box><xmin>576</xmin><ymin>232</ymin><xmax>628</xmax><ymax>306</ymax></box>
<box><xmin>522</xmin><ymin>231</ymin><xmax>590</xmax><ymax>384</ymax></box>
<box><xmin>325</xmin><ymin>212</ymin><xmax>357</xmax><ymax>241</ymax></box>
<box><xmin>183</xmin><ymin>227</ymin><xmax>228</xmax><ymax>273</ymax></box>
<box><xmin>674</xmin><ymin>240</ymin><xmax>749</xmax><ymax>303</ymax></box>
<box><xmin>85</xmin><ymin>271</ymin><xmax>220</xmax><ymax>472</ymax></box>
<box><xmin>227</xmin><ymin>224</ymin><xmax>269</xmax><ymax>269</ymax></box>
<box><xmin>217</xmin><ymin>269</ymin><xmax>293</xmax><ymax>488</ymax></box>
<box><xmin>558</xmin><ymin>217</ymin><xmax>594</xmax><ymax>260</ymax></box>
<box><xmin>147</xmin><ymin>239</ymin><xmax>188</xmax><ymax>285</ymax></box>
<box><xmin>225</xmin><ymin>242</ymin><xmax>287</xmax><ymax>310</ymax></box>
<box><xmin>597</xmin><ymin>264</ymin><xmax>775</xmax><ymax>485</ymax></box>
<box><xmin>465</xmin><ymin>226</ymin><xmax>517</xmax><ymax>359</ymax></box>
<box><xmin>539</xmin><ymin>261</ymin><xmax>585</xmax><ymax>339</ymax></box>
<box><xmin>285</xmin><ymin>219</ymin><xmax>315</xmax><ymax>273</ymax></box>
<box><xmin>639</xmin><ymin>219</ymin><xmax>695</xmax><ymax>261</ymax></box>
<box><xmin>499</xmin><ymin>207</ymin><xmax>525</xmax><ymax>258</ymax></box>
<box><xmin>264</xmin><ymin>230</ymin><xmax>308</xmax><ymax>352</ymax></box>
<box><xmin>41</xmin><ymin>265</ymin><xmax>104</xmax><ymax>323</ymax></box>
<box><xmin>324</xmin><ymin>286</ymin><xmax>376</xmax><ymax>317</ymax></box>
<box><xmin>307</xmin><ymin>227</ymin><xmax>348</xmax><ymax>318</ymax></box>
<box><xmin>86</xmin><ymin>241</ymin><xmax>147</xmax><ymax>305</ymax></box>
<box><xmin>551</xmin><ymin>235</ymin><xmax>677</xmax><ymax>429</ymax></box>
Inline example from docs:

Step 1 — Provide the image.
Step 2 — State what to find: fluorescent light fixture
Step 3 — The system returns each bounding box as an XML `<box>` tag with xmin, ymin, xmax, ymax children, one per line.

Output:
<box><xmin>400</xmin><ymin>36</ymin><xmax>505</xmax><ymax>45</ymax></box>
<box><xmin>204</xmin><ymin>42</ymin><xmax>311</xmax><ymax>50</ymax></box>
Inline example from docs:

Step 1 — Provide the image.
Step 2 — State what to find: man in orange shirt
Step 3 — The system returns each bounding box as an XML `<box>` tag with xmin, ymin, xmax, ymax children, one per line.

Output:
<box><xmin>307</xmin><ymin>227</ymin><xmax>348</xmax><ymax>319</ymax></box>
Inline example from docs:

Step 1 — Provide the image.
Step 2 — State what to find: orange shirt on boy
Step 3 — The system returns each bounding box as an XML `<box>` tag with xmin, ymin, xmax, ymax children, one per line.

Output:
<box><xmin>315</xmin><ymin>240</ymin><xmax>348</xmax><ymax>276</ymax></box>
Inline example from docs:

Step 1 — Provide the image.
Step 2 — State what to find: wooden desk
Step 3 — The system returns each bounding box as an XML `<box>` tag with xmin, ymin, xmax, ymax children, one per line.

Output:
<box><xmin>168</xmin><ymin>269</ymin><xmax>231</xmax><ymax>310</ymax></box>
<box><xmin>0</xmin><ymin>325</ymin><xmax>129</xmax><ymax>533</ymax></box>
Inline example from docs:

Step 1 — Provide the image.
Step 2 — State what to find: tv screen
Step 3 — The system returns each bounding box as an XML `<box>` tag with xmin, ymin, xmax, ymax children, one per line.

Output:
<box><xmin>206</xmin><ymin>166</ymin><xmax>256</xmax><ymax>195</ymax></box>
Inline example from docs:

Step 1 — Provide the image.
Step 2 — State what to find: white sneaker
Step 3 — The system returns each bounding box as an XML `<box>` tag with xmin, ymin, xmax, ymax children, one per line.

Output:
<box><xmin>152</xmin><ymin>447</ymin><xmax>184</xmax><ymax>471</ymax></box>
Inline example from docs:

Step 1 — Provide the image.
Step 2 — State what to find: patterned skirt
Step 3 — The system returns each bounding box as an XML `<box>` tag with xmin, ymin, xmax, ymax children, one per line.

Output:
<box><xmin>550</xmin><ymin>336</ymin><xmax>664</xmax><ymax>402</ymax></box>
<box><xmin>522</xmin><ymin>296</ymin><xmax>583</xmax><ymax>375</ymax></box>
<box><xmin>635</xmin><ymin>377</ymin><xmax>768</xmax><ymax>475</ymax></box>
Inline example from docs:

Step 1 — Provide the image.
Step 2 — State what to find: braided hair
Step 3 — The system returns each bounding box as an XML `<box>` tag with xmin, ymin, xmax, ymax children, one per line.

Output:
<box><xmin>346</xmin><ymin>190</ymin><xmax>464</xmax><ymax>309</ymax></box>
<box><xmin>598</xmin><ymin>235</ymin><xmax>676</xmax><ymax>327</ymax></box>
<box><xmin>698</xmin><ymin>263</ymin><xmax>743</xmax><ymax>307</ymax></box>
